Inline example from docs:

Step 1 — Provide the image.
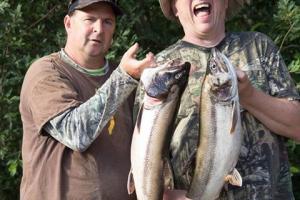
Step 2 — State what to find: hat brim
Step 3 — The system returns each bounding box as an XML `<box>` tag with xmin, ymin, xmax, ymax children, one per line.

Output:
<box><xmin>69</xmin><ymin>0</ymin><xmax>123</xmax><ymax>16</ymax></box>
<box><xmin>159</xmin><ymin>0</ymin><xmax>250</xmax><ymax>21</ymax></box>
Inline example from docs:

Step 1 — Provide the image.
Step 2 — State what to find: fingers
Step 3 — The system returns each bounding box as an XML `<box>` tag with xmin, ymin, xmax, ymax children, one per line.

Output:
<box><xmin>124</xmin><ymin>43</ymin><xmax>155</xmax><ymax>67</ymax></box>
<box><xmin>130</xmin><ymin>52</ymin><xmax>155</xmax><ymax>79</ymax></box>
<box><xmin>235</xmin><ymin>68</ymin><xmax>247</xmax><ymax>82</ymax></box>
<box><xmin>235</xmin><ymin>68</ymin><xmax>255</xmax><ymax>100</ymax></box>
<box><xmin>139</xmin><ymin>52</ymin><xmax>156</xmax><ymax>68</ymax></box>
<box><xmin>119</xmin><ymin>43</ymin><xmax>156</xmax><ymax>79</ymax></box>
<box><xmin>163</xmin><ymin>189</ymin><xmax>188</xmax><ymax>200</ymax></box>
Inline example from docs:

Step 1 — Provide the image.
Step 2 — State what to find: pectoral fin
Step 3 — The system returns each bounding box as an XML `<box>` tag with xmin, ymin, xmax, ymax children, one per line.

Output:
<box><xmin>135</xmin><ymin>104</ymin><xmax>144</xmax><ymax>134</ymax></box>
<box><xmin>163</xmin><ymin>157</ymin><xmax>174</xmax><ymax>190</ymax></box>
<box><xmin>127</xmin><ymin>168</ymin><xmax>135</xmax><ymax>194</ymax></box>
<box><xmin>229</xmin><ymin>101</ymin><xmax>238</xmax><ymax>134</ymax></box>
<box><xmin>225</xmin><ymin>168</ymin><xmax>242</xmax><ymax>187</ymax></box>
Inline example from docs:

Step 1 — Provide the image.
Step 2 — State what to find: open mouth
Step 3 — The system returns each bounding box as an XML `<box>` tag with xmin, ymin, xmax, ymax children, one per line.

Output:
<box><xmin>194</xmin><ymin>3</ymin><xmax>211</xmax><ymax>16</ymax></box>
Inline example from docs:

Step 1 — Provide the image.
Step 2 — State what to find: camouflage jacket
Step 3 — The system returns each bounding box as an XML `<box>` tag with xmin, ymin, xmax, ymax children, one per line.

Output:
<box><xmin>135</xmin><ymin>32</ymin><xmax>299</xmax><ymax>200</ymax></box>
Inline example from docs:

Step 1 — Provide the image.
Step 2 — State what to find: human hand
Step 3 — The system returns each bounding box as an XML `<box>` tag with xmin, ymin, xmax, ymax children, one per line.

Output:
<box><xmin>236</xmin><ymin>68</ymin><xmax>255</xmax><ymax>102</ymax></box>
<box><xmin>163</xmin><ymin>189</ymin><xmax>191</xmax><ymax>200</ymax></box>
<box><xmin>119</xmin><ymin>43</ymin><xmax>155</xmax><ymax>79</ymax></box>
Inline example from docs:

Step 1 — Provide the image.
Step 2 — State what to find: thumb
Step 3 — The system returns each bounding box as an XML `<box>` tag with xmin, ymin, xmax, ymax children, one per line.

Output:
<box><xmin>235</xmin><ymin>68</ymin><xmax>247</xmax><ymax>82</ymax></box>
<box><xmin>125</xmin><ymin>43</ymin><xmax>139</xmax><ymax>58</ymax></box>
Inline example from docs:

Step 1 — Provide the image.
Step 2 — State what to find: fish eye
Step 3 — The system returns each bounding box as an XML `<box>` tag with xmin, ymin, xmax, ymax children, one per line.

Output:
<box><xmin>210</xmin><ymin>63</ymin><xmax>217</xmax><ymax>72</ymax></box>
<box><xmin>175</xmin><ymin>73</ymin><xmax>182</xmax><ymax>80</ymax></box>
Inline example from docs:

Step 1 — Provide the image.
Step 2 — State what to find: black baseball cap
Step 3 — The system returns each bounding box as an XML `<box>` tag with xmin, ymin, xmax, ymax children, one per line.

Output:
<box><xmin>68</xmin><ymin>0</ymin><xmax>123</xmax><ymax>16</ymax></box>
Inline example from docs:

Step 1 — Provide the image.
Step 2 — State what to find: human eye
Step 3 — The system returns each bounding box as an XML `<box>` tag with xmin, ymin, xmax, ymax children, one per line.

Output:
<box><xmin>84</xmin><ymin>16</ymin><xmax>95</xmax><ymax>22</ymax></box>
<box><xmin>104</xmin><ymin>18</ymin><xmax>114</xmax><ymax>26</ymax></box>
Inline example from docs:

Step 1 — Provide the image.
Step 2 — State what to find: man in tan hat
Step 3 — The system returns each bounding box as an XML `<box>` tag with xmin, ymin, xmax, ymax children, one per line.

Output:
<box><xmin>135</xmin><ymin>0</ymin><xmax>300</xmax><ymax>199</ymax></box>
<box><xmin>19</xmin><ymin>0</ymin><xmax>154</xmax><ymax>199</ymax></box>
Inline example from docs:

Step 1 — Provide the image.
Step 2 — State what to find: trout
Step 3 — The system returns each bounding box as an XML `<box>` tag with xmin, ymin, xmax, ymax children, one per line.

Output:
<box><xmin>187</xmin><ymin>48</ymin><xmax>243</xmax><ymax>200</ymax></box>
<box><xmin>128</xmin><ymin>60</ymin><xmax>191</xmax><ymax>200</ymax></box>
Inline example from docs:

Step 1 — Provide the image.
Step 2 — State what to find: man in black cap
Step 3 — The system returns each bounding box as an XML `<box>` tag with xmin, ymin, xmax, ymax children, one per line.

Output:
<box><xmin>19</xmin><ymin>1</ymin><xmax>154</xmax><ymax>199</ymax></box>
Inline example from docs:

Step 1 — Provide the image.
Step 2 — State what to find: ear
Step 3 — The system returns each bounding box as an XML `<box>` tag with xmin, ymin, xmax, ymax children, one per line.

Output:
<box><xmin>64</xmin><ymin>15</ymin><xmax>72</xmax><ymax>34</ymax></box>
<box><xmin>171</xmin><ymin>0</ymin><xmax>178</xmax><ymax>17</ymax></box>
<box><xmin>224</xmin><ymin>0</ymin><xmax>229</xmax><ymax>9</ymax></box>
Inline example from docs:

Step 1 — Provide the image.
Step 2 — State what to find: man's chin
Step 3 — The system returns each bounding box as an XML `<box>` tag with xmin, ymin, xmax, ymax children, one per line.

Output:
<box><xmin>86</xmin><ymin>50</ymin><xmax>105</xmax><ymax>58</ymax></box>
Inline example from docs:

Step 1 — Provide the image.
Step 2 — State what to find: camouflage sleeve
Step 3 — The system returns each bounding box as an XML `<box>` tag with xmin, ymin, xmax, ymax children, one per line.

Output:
<box><xmin>43</xmin><ymin>66</ymin><xmax>138</xmax><ymax>152</ymax></box>
<box><xmin>264</xmin><ymin>38</ymin><xmax>300</xmax><ymax>100</ymax></box>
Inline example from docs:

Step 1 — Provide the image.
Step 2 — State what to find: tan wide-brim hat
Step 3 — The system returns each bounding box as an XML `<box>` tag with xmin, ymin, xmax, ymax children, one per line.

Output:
<box><xmin>159</xmin><ymin>0</ymin><xmax>251</xmax><ymax>21</ymax></box>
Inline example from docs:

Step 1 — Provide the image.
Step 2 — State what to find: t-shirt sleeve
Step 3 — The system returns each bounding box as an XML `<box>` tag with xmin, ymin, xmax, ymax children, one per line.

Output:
<box><xmin>28</xmin><ymin>69</ymin><xmax>81</xmax><ymax>133</ymax></box>
<box><xmin>263</xmin><ymin>36</ymin><xmax>300</xmax><ymax>100</ymax></box>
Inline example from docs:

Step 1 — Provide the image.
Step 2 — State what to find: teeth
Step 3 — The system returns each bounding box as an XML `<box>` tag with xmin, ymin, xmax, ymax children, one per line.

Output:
<box><xmin>195</xmin><ymin>3</ymin><xmax>209</xmax><ymax>10</ymax></box>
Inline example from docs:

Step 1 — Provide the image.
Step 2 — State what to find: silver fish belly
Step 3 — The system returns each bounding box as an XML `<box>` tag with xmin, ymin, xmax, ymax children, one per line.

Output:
<box><xmin>187</xmin><ymin>48</ymin><xmax>243</xmax><ymax>200</ymax></box>
<box><xmin>128</xmin><ymin>61</ymin><xmax>190</xmax><ymax>200</ymax></box>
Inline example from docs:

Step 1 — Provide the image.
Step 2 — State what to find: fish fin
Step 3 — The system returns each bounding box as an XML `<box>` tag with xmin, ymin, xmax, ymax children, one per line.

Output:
<box><xmin>229</xmin><ymin>101</ymin><xmax>238</xmax><ymax>134</ymax></box>
<box><xmin>127</xmin><ymin>168</ymin><xmax>135</xmax><ymax>194</ymax></box>
<box><xmin>181</xmin><ymin>148</ymin><xmax>197</xmax><ymax>175</ymax></box>
<box><xmin>225</xmin><ymin>168</ymin><xmax>242</xmax><ymax>187</ymax></box>
<box><xmin>163</xmin><ymin>157</ymin><xmax>174</xmax><ymax>190</ymax></box>
<box><xmin>135</xmin><ymin>104</ymin><xmax>144</xmax><ymax>134</ymax></box>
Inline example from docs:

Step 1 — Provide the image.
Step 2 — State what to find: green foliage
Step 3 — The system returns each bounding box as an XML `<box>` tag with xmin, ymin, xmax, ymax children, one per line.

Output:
<box><xmin>0</xmin><ymin>0</ymin><xmax>67</xmax><ymax>199</ymax></box>
<box><xmin>107</xmin><ymin>0</ymin><xmax>182</xmax><ymax>61</ymax></box>
<box><xmin>0</xmin><ymin>0</ymin><xmax>300</xmax><ymax>199</ymax></box>
<box><xmin>274</xmin><ymin>0</ymin><xmax>300</xmax><ymax>44</ymax></box>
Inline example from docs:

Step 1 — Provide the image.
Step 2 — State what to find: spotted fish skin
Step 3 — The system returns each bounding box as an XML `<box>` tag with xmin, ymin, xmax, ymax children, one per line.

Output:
<box><xmin>187</xmin><ymin>48</ymin><xmax>243</xmax><ymax>200</ymax></box>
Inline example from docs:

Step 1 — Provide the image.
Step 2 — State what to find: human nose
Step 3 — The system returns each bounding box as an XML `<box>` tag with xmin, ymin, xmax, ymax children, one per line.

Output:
<box><xmin>93</xmin><ymin>20</ymin><xmax>103</xmax><ymax>33</ymax></box>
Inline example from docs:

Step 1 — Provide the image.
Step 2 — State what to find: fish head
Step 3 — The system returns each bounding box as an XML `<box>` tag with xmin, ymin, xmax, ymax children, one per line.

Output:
<box><xmin>141</xmin><ymin>60</ymin><xmax>191</xmax><ymax>100</ymax></box>
<box><xmin>207</xmin><ymin>48</ymin><xmax>237</xmax><ymax>101</ymax></box>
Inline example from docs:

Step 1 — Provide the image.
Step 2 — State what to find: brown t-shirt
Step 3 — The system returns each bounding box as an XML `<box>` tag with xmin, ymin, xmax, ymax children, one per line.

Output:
<box><xmin>19</xmin><ymin>52</ymin><xmax>136</xmax><ymax>200</ymax></box>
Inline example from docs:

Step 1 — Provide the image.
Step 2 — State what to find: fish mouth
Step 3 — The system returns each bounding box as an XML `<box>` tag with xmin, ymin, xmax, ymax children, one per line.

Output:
<box><xmin>211</xmin><ymin>83</ymin><xmax>236</xmax><ymax>101</ymax></box>
<box><xmin>193</xmin><ymin>2</ymin><xmax>211</xmax><ymax>17</ymax></box>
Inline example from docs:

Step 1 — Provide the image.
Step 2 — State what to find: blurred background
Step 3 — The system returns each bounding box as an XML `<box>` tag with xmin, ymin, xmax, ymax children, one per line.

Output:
<box><xmin>0</xmin><ymin>0</ymin><xmax>299</xmax><ymax>199</ymax></box>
